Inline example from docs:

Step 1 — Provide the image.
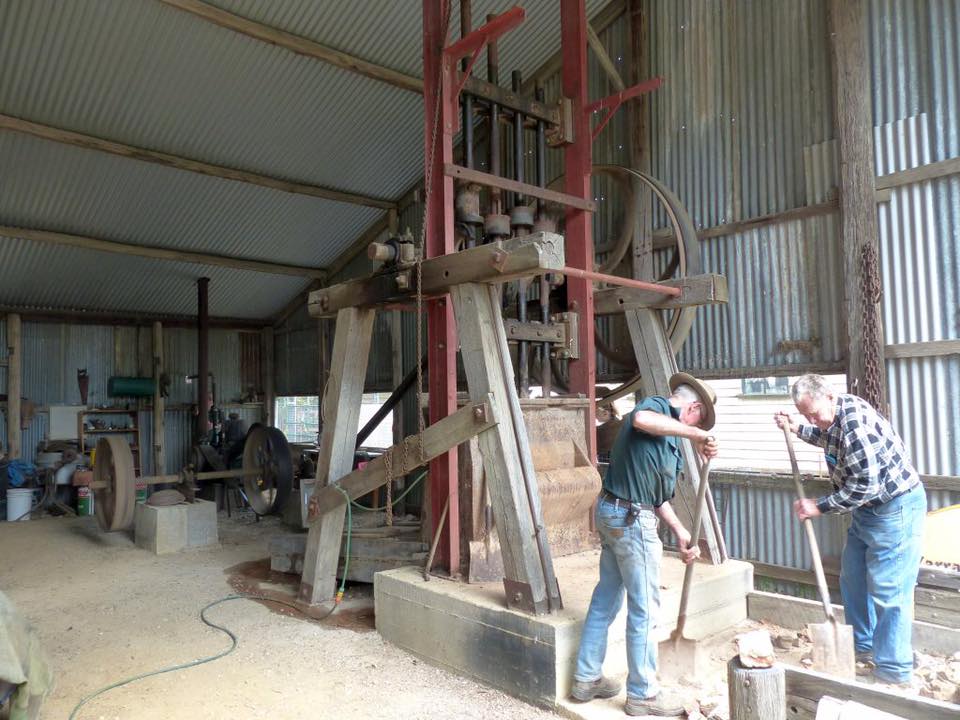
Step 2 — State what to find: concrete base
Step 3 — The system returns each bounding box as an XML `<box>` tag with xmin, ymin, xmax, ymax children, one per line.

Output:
<box><xmin>270</xmin><ymin>529</ymin><xmax>427</xmax><ymax>582</ymax></box>
<box><xmin>375</xmin><ymin>550</ymin><xmax>752</xmax><ymax>710</ymax></box>
<box><xmin>134</xmin><ymin>500</ymin><xmax>219</xmax><ymax>554</ymax></box>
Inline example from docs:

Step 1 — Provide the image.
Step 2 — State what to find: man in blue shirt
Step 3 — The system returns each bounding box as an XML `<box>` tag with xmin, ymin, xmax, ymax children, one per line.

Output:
<box><xmin>571</xmin><ymin>373</ymin><xmax>719</xmax><ymax>717</ymax></box>
<box><xmin>775</xmin><ymin>374</ymin><xmax>926</xmax><ymax>687</ymax></box>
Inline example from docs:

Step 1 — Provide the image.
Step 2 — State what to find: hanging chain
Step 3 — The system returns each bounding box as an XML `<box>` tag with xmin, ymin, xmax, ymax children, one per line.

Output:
<box><xmin>383</xmin><ymin>446</ymin><xmax>394</xmax><ymax>526</ymax></box>
<box><xmin>859</xmin><ymin>242</ymin><xmax>885</xmax><ymax>411</ymax></box>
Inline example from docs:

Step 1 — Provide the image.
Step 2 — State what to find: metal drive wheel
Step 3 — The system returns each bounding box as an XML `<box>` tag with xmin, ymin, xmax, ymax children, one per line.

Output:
<box><xmin>242</xmin><ymin>424</ymin><xmax>293</xmax><ymax>515</ymax></box>
<box><xmin>92</xmin><ymin>436</ymin><xmax>136</xmax><ymax>532</ymax></box>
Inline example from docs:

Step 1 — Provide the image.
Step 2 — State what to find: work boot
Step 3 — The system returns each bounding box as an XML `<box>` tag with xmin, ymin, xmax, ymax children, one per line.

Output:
<box><xmin>855</xmin><ymin>651</ymin><xmax>875</xmax><ymax>676</ymax></box>
<box><xmin>624</xmin><ymin>693</ymin><xmax>685</xmax><ymax>717</ymax></box>
<box><xmin>570</xmin><ymin>676</ymin><xmax>622</xmax><ymax>702</ymax></box>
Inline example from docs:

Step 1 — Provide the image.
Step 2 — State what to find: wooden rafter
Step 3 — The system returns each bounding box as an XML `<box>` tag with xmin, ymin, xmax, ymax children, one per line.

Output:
<box><xmin>0</xmin><ymin>113</ymin><xmax>395</xmax><ymax>210</ymax></box>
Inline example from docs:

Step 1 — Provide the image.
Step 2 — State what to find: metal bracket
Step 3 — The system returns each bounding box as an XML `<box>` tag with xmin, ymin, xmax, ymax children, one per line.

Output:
<box><xmin>551</xmin><ymin>311</ymin><xmax>580</xmax><ymax>359</ymax></box>
<box><xmin>503</xmin><ymin>319</ymin><xmax>565</xmax><ymax>344</ymax></box>
<box><xmin>503</xmin><ymin>579</ymin><xmax>550</xmax><ymax>615</ymax></box>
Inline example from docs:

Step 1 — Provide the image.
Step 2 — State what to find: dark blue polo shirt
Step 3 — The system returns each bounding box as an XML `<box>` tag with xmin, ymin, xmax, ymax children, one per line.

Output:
<box><xmin>602</xmin><ymin>396</ymin><xmax>684</xmax><ymax>507</ymax></box>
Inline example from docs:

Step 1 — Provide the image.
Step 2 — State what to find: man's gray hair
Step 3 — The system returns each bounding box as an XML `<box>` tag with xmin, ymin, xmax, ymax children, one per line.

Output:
<box><xmin>791</xmin><ymin>374</ymin><xmax>835</xmax><ymax>404</ymax></box>
<box><xmin>671</xmin><ymin>383</ymin><xmax>700</xmax><ymax>405</ymax></box>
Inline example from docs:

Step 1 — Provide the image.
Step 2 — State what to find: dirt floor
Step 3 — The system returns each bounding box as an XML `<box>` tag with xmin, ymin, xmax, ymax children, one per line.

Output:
<box><xmin>0</xmin><ymin>512</ymin><xmax>560</xmax><ymax>720</ymax></box>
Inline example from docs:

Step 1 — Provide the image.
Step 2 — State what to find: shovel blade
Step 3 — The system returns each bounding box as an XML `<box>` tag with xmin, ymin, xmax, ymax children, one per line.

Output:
<box><xmin>808</xmin><ymin>621</ymin><xmax>855</xmax><ymax>679</ymax></box>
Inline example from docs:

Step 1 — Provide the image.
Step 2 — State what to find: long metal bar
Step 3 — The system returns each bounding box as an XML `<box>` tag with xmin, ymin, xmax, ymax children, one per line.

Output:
<box><xmin>355</xmin><ymin>357</ymin><xmax>425</xmax><ymax>449</ymax></box>
<box><xmin>487</xmin><ymin>19</ymin><xmax>502</xmax><ymax>217</ymax></box>
<box><xmin>561</xmin><ymin>0</ymin><xmax>597</xmax><ymax>460</ymax></box>
<box><xmin>534</xmin><ymin>84</ymin><xmax>551</xmax><ymax>396</ymax></box>
<box><xmin>512</xmin><ymin>69</ymin><xmax>529</xmax><ymax>396</ymax></box>
<box><xmin>461</xmin><ymin>0</ymin><xmax>474</xmax><ymax>171</ymax></box>
<box><xmin>425</xmin><ymin>0</ymin><xmax>460</xmax><ymax>573</ymax></box>
<box><xmin>562</xmin><ymin>266</ymin><xmax>683</xmax><ymax>296</ymax></box>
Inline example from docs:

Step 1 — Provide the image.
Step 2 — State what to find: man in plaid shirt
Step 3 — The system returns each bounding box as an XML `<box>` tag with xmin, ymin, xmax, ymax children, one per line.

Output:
<box><xmin>775</xmin><ymin>374</ymin><xmax>926</xmax><ymax>686</ymax></box>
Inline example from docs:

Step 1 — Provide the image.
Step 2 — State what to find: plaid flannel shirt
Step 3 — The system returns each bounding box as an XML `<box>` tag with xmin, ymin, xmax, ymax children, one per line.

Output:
<box><xmin>796</xmin><ymin>393</ymin><xmax>920</xmax><ymax>513</ymax></box>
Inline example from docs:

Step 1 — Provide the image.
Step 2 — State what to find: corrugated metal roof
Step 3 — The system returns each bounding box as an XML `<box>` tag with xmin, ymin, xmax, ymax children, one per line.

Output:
<box><xmin>0</xmin><ymin>0</ymin><xmax>608</xmax><ymax>318</ymax></box>
<box><xmin>0</xmin><ymin>234</ymin><xmax>310</xmax><ymax>318</ymax></box>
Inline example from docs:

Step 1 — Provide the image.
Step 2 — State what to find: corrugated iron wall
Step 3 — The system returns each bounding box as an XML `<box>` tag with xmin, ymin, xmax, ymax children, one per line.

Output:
<box><xmin>0</xmin><ymin>317</ymin><xmax>264</xmax><ymax>468</ymax></box>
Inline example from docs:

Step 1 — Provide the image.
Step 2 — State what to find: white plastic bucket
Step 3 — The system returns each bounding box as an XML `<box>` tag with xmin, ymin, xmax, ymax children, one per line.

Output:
<box><xmin>6</xmin><ymin>488</ymin><xmax>34</xmax><ymax>522</ymax></box>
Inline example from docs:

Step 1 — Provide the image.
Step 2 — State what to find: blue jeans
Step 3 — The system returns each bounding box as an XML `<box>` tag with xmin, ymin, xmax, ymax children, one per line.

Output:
<box><xmin>840</xmin><ymin>485</ymin><xmax>926</xmax><ymax>683</ymax></box>
<box><xmin>575</xmin><ymin>496</ymin><xmax>662</xmax><ymax>699</ymax></box>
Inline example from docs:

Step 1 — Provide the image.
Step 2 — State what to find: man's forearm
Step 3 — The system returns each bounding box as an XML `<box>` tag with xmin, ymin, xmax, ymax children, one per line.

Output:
<box><xmin>655</xmin><ymin>501</ymin><xmax>684</xmax><ymax>533</ymax></box>
<box><xmin>634</xmin><ymin>410</ymin><xmax>706</xmax><ymax>441</ymax></box>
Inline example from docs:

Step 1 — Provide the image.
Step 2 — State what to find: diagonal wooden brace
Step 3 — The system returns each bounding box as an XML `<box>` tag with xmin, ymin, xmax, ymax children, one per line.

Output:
<box><xmin>308</xmin><ymin>400</ymin><xmax>497</xmax><ymax>519</ymax></box>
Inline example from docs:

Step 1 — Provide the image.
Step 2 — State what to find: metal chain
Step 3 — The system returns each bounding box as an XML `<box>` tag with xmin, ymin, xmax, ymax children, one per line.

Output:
<box><xmin>383</xmin><ymin>446</ymin><xmax>394</xmax><ymax>526</ymax></box>
<box><xmin>860</xmin><ymin>242</ymin><xmax>885</xmax><ymax>411</ymax></box>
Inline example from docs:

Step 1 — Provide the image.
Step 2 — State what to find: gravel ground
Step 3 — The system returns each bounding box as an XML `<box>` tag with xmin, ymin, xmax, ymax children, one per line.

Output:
<box><xmin>0</xmin><ymin>512</ymin><xmax>559</xmax><ymax>720</ymax></box>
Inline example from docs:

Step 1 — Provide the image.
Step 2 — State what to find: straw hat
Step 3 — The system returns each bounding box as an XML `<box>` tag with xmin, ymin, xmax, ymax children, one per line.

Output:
<box><xmin>669</xmin><ymin>372</ymin><xmax>717</xmax><ymax>431</ymax></box>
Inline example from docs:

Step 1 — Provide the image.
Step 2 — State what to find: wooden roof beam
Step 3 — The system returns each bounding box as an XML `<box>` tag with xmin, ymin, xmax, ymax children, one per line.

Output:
<box><xmin>157</xmin><ymin>0</ymin><xmax>423</xmax><ymax>95</ymax></box>
<box><xmin>0</xmin><ymin>113</ymin><xmax>395</xmax><ymax>210</ymax></box>
<box><xmin>0</xmin><ymin>224</ymin><xmax>326</xmax><ymax>279</ymax></box>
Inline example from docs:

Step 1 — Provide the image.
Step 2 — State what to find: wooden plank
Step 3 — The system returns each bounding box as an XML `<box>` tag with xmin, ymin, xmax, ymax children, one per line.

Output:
<box><xmin>443</xmin><ymin>164</ymin><xmax>596</xmax><ymax>212</ymax></box>
<box><xmin>919</xmin><ymin>567</ymin><xmax>960</xmax><ymax>591</ymax></box>
<box><xmin>586</xmin><ymin>22</ymin><xmax>625</xmax><ymax>91</ymax></box>
<box><xmin>0</xmin><ymin>113</ymin><xmax>394</xmax><ymax>211</ymax></box>
<box><xmin>0</xmin><ymin>305</ymin><xmax>263</xmax><ymax>329</ymax></box>
<box><xmin>713</xmin><ymin>470</ymin><xmax>959</xmax><ymax>494</ymax></box>
<box><xmin>452</xmin><ymin>282</ymin><xmax>555</xmax><ymax>613</ymax></box>
<box><xmin>0</xmin><ymin>224</ymin><xmax>325</xmax><ymax>279</ymax></box>
<box><xmin>784</xmin><ymin>665</ymin><xmax>960</xmax><ymax>720</ymax></box>
<box><xmin>748</xmin><ymin>590</ymin><xmax>960</xmax><ymax>656</ymax></box>
<box><xmin>829</xmin><ymin>0</ymin><xmax>886</xmax><ymax>407</ymax></box>
<box><xmin>460</xmin><ymin>76</ymin><xmax>559</xmax><ymax>125</ymax></box>
<box><xmin>311</xmin><ymin>401</ymin><xmax>496</xmax><ymax>516</ymax></box>
<box><xmin>299</xmin><ymin>307</ymin><xmax>375</xmax><ymax>605</ymax></box>
<box><xmin>309</xmin><ymin>232</ymin><xmax>565</xmax><ymax>317</ymax></box>
<box><xmin>623</xmin><ymin>307</ymin><xmax>724</xmax><ymax>562</ymax></box>
<box><xmin>875</xmin><ymin>155</ymin><xmax>960</xmax><ymax>192</ymax></box>
<box><xmin>884</xmin><ymin>339</ymin><xmax>960</xmax><ymax>360</ymax></box>
<box><xmin>158</xmin><ymin>0</ymin><xmax>422</xmax><ymax>94</ymax></box>
<box><xmin>6</xmin><ymin>314</ymin><xmax>21</xmax><ymax>458</ymax></box>
<box><xmin>594</xmin><ymin>273</ymin><xmax>728</xmax><ymax>315</ymax></box>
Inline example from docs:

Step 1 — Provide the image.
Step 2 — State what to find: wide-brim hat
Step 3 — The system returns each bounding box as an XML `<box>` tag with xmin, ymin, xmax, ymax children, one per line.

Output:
<box><xmin>669</xmin><ymin>372</ymin><xmax>717</xmax><ymax>431</ymax></box>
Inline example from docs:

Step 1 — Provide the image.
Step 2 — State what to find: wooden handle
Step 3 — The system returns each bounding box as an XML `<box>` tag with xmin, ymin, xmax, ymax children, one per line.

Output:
<box><xmin>781</xmin><ymin>424</ymin><xmax>835</xmax><ymax>621</ymax></box>
<box><xmin>675</xmin><ymin>454</ymin><xmax>713</xmax><ymax>636</ymax></box>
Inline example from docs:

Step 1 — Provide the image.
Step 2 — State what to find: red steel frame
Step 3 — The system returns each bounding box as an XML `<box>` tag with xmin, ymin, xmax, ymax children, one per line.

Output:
<box><xmin>422</xmin><ymin>0</ymin><xmax>655</xmax><ymax>570</ymax></box>
<box><xmin>560</xmin><ymin>0</ymin><xmax>598</xmax><ymax>462</ymax></box>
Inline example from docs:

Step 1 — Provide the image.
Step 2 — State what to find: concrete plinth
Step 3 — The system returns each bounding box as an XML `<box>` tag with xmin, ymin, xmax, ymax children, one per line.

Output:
<box><xmin>134</xmin><ymin>500</ymin><xmax>218</xmax><ymax>554</ymax></box>
<box><xmin>375</xmin><ymin>551</ymin><xmax>752</xmax><ymax>710</ymax></box>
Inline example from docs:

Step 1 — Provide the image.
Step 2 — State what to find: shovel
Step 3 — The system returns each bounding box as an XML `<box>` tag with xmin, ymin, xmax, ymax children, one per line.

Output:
<box><xmin>659</xmin><ymin>451</ymin><xmax>713</xmax><ymax>677</ymax></box>
<box><xmin>781</xmin><ymin>424</ymin><xmax>855</xmax><ymax>679</ymax></box>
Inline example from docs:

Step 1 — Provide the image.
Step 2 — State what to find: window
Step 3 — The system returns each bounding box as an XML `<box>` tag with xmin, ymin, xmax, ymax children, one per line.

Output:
<box><xmin>273</xmin><ymin>394</ymin><xmax>394</xmax><ymax>448</ymax></box>
<box><xmin>740</xmin><ymin>376</ymin><xmax>790</xmax><ymax>397</ymax></box>
<box><xmin>274</xmin><ymin>396</ymin><xmax>320</xmax><ymax>443</ymax></box>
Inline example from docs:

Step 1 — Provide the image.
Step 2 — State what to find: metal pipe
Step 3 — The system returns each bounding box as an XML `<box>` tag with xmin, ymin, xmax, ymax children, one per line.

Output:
<box><xmin>560</xmin><ymin>266</ymin><xmax>683</xmax><ymax>296</ymax></box>
<box><xmin>461</xmin><ymin>0</ymin><xmax>474</xmax><ymax>172</ymax></box>
<box><xmin>512</xmin><ymin>70</ymin><xmax>529</xmax><ymax>396</ymax></box>
<box><xmin>487</xmin><ymin>14</ymin><xmax>501</xmax><ymax>217</ymax></box>
<box><xmin>535</xmin><ymin>84</ymin><xmax>551</xmax><ymax>395</ymax></box>
<box><xmin>197</xmin><ymin>277</ymin><xmax>210</xmax><ymax>443</ymax></box>
<box><xmin>355</xmin><ymin>356</ymin><xmax>426</xmax><ymax>449</ymax></box>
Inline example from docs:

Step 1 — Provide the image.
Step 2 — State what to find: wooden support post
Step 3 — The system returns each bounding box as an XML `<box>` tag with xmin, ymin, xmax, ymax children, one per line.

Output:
<box><xmin>624</xmin><ymin>308</ymin><xmax>725</xmax><ymax>563</ymax></box>
<box><xmin>152</xmin><ymin>322</ymin><xmax>165</xmax><ymax>474</ymax></box>
<box><xmin>727</xmin><ymin>657</ymin><xmax>785</xmax><ymax>720</ymax></box>
<box><xmin>628</xmin><ymin>0</ymin><xmax>654</xmax><ymax>283</ymax></box>
<box><xmin>452</xmin><ymin>283</ymin><xmax>560</xmax><ymax>614</ymax></box>
<box><xmin>828</xmin><ymin>0</ymin><xmax>886</xmax><ymax>409</ymax></box>
<box><xmin>299</xmin><ymin>307</ymin><xmax>375</xmax><ymax>605</ymax></box>
<box><xmin>261</xmin><ymin>326</ymin><xmax>275</xmax><ymax>426</ymax></box>
<box><xmin>6</xmin><ymin>314</ymin><xmax>21</xmax><ymax>458</ymax></box>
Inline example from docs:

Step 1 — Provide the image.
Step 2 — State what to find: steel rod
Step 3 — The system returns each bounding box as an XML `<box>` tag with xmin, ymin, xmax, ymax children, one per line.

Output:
<box><xmin>487</xmin><ymin>14</ymin><xmax>501</xmax><ymax>217</ymax></box>
<box><xmin>561</xmin><ymin>266</ymin><xmax>683</xmax><ymax>296</ymax></box>
<box><xmin>513</xmin><ymin>70</ymin><xmax>529</xmax><ymax>396</ymax></box>
<box><xmin>534</xmin><ymin>84</ymin><xmax>551</xmax><ymax>396</ymax></box>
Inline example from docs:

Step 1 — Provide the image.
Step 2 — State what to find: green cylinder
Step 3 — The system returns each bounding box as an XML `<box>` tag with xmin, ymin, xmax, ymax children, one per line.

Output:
<box><xmin>107</xmin><ymin>376</ymin><xmax>156</xmax><ymax>397</ymax></box>
<box><xmin>77</xmin><ymin>487</ymin><xmax>94</xmax><ymax>516</ymax></box>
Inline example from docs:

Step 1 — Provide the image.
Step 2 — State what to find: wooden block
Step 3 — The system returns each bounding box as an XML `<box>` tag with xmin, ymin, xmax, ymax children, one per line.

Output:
<box><xmin>594</xmin><ymin>273</ymin><xmax>729</xmax><ymax>315</ymax></box>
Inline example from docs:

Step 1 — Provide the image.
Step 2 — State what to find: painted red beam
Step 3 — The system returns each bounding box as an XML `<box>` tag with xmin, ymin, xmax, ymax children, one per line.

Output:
<box><xmin>443</xmin><ymin>6</ymin><xmax>524</xmax><ymax>63</ymax></box>
<box><xmin>561</xmin><ymin>0</ymin><xmax>597</xmax><ymax>462</ymax></box>
<box><xmin>586</xmin><ymin>77</ymin><xmax>664</xmax><ymax>141</ymax></box>
<box><xmin>423</xmin><ymin>0</ymin><xmax>459</xmax><ymax>575</ymax></box>
<box><xmin>561</xmin><ymin>266</ymin><xmax>682</xmax><ymax>296</ymax></box>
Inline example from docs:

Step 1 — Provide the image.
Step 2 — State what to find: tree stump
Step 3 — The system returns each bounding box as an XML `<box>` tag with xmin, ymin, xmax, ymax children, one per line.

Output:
<box><xmin>728</xmin><ymin>656</ymin><xmax>785</xmax><ymax>720</ymax></box>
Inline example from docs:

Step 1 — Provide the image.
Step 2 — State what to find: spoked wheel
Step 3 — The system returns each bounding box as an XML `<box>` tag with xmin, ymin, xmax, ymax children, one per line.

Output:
<box><xmin>242</xmin><ymin>424</ymin><xmax>293</xmax><ymax>515</ymax></box>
